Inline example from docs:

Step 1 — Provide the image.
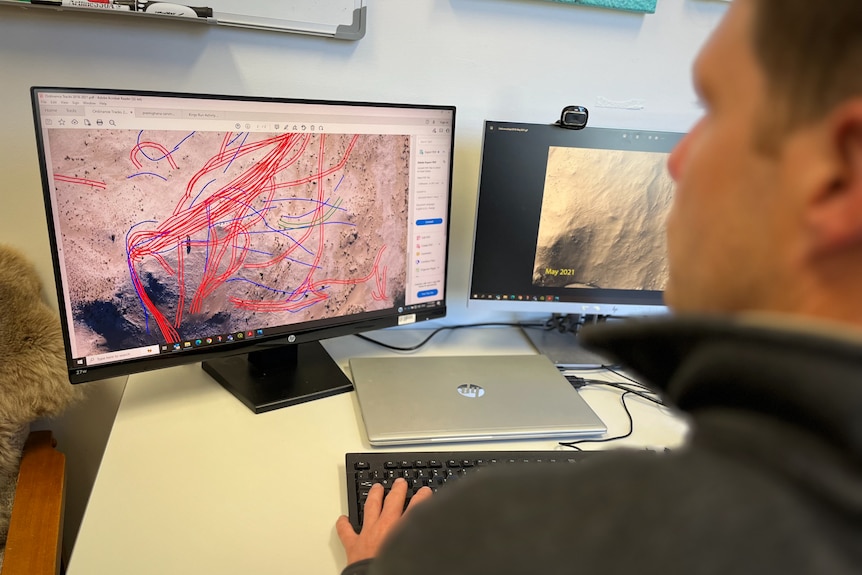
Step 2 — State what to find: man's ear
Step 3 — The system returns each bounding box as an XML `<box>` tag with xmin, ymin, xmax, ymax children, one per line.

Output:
<box><xmin>805</xmin><ymin>101</ymin><xmax>862</xmax><ymax>257</ymax></box>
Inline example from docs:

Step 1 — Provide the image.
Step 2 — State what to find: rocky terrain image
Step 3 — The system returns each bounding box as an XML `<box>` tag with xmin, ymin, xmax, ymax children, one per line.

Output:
<box><xmin>533</xmin><ymin>146</ymin><xmax>674</xmax><ymax>291</ymax></box>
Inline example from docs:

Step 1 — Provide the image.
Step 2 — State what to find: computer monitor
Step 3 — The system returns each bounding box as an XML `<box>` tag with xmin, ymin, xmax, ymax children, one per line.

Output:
<box><xmin>468</xmin><ymin>121</ymin><xmax>683</xmax><ymax>366</ymax></box>
<box><xmin>31</xmin><ymin>87</ymin><xmax>455</xmax><ymax>413</ymax></box>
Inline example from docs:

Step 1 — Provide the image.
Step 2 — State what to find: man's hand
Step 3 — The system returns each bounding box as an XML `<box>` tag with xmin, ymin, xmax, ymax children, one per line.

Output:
<box><xmin>336</xmin><ymin>477</ymin><xmax>433</xmax><ymax>565</ymax></box>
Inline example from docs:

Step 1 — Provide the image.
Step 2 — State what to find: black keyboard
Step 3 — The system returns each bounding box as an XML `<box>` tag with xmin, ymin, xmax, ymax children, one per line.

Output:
<box><xmin>344</xmin><ymin>450</ymin><xmax>600</xmax><ymax>532</ymax></box>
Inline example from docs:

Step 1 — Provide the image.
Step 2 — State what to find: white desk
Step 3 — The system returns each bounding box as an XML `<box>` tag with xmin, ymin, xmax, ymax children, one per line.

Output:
<box><xmin>66</xmin><ymin>327</ymin><xmax>688</xmax><ymax>575</ymax></box>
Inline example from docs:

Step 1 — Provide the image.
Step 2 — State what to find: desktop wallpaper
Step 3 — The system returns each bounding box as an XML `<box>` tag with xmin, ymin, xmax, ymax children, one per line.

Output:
<box><xmin>47</xmin><ymin>129</ymin><xmax>409</xmax><ymax>356</ymax></box>
<box><xmin>532</xmin><ymin>146</ymin><xmax>673</xmax><ymax>291</ymax></box>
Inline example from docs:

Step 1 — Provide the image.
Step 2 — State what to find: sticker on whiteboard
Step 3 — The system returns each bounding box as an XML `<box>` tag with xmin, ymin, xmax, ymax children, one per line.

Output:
<box><xmin>398</xmin><ymin>314</ymin><xmax>417</xmax><ymax>326</ymax></box>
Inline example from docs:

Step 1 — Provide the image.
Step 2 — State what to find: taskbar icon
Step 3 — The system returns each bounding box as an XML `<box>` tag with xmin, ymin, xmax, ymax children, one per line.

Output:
<box><xmin>164</xmin><ymin>328</ymin><xmax>268</xmax><ymax>352</ymax></box>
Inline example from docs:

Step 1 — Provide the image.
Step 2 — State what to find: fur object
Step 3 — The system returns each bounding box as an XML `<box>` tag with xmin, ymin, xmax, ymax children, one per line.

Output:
<box><xmin>0</xmin><ymin>244</ymin><xmax>81</xmax><ymax>564</ymax></box>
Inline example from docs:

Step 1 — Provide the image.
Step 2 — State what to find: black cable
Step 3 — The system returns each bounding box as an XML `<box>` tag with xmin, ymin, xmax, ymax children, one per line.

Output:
<box><xmin>591</xmin><ymin>380</ymin><xmax>663</xmax><ymax>405</ymax></box>
<box><xmin>354</xmin><ymin>321</ymin><xmax>546</xmax><ymax>352</ymax></box>
<box><xmin>565</xmin><ymin>375</ymin><xmax>661</xmax><ymax>404</ymax></box>
<box><xmin>604</xmin><ymin>365</ymin><xmax>650</xmax><ymax>388</ymax></box>
<box><xmin>558</xmin><ymin>378</ymin><xmax>667</xmax><ymax>450</ymax></box>
<box><xmin>559</xmin><ymin>389</ymin><xmax>636</xmax><ymax>451</ymax></box>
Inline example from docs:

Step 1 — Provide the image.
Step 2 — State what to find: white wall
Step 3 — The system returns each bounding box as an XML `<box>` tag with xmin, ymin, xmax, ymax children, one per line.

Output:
<box><xmin>0</xmin><ymin>0</ymin><xmax>727</xmax><ymax>559</ymax></box>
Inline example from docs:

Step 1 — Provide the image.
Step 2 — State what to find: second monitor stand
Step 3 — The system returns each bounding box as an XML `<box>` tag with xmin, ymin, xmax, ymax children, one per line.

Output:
<box><xmin>521</xmin><ymin>314</ymin><xmax>612</xmax><ymax>368</ymax></box>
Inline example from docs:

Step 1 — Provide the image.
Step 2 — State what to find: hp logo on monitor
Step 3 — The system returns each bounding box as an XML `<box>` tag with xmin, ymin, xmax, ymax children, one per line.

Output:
<box><xmin>456</xmin><ymin>383</ymin><xmax>485</xmax><ymax>398</ymax></box>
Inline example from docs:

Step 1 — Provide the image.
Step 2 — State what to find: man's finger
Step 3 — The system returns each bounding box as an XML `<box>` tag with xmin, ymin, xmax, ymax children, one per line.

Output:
<box><xmin>405</xmin><ymin>485</ymin><xmax>432</xmax><ymax>514</ymax></box>
<box><xmin>362</xmin><ymin>482</ymin><xmax>385</xmax><ymax>526</ymax></box>
<box><xmin>379</xmin><ymin>478</ymin><xmax>408</xmax><ymax>519</ymax></box>
<box><xmin>335</xmin><ymin>515</ymin><xmax>358</xmax><ymax>545</ymax></box>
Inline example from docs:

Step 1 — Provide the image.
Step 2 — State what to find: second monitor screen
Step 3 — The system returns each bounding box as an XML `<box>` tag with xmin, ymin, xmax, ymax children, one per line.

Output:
<box><xmin>469</xmin><ymin>121</ymin><xmax>683</xmax><ymax>313</ymax></box>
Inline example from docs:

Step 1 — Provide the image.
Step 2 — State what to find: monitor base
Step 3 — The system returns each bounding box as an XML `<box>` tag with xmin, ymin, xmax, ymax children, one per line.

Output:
<box><xmin>202</xmin><ymin>341</ymin><xmax>353</xmax><ymax>414</ymax></box>
<box><xmin>521</xmin><ymin>325</ymin><xmax>611</xmax><ymax>368</ymax></box>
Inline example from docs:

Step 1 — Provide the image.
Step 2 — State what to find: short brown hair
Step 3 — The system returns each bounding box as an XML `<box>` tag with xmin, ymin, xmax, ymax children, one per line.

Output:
<box><xmin>752</xmin><ymin>0</ymin><xmax>862</xmax><ymax>131</ymax></box>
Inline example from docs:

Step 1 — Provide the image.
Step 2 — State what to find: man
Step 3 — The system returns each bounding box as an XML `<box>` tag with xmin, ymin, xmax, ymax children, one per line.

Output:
<box><xmin>336</xmin><ymin>0</ymin><xmax>862</xmax><ymax>572</ymax></box>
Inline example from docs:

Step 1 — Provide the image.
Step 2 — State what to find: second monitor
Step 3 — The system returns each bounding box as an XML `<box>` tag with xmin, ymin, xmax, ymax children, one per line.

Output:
<box><xmin>468</xmin><ymin>121</ymin><xmax>684</xmax><ymax>365</ymax></box>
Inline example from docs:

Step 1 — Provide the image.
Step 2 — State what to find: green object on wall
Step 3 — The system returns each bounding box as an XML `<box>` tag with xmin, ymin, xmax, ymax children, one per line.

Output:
<box><xmin>546</xmin><ymin>0</ymin><xmax>657</xmax><ymax>14</ymax></box>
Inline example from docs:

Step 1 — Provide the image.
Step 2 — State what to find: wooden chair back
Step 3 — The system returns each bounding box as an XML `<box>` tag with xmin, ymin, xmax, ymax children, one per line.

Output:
<box><xmin>1</xmin><ymin>430</ymin><xmax>65</xmax><ymax>575</ymax></box>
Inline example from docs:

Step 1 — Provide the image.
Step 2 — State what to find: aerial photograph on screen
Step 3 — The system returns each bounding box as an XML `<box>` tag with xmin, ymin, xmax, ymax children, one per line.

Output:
<box><xmin>47</xmin><ymin>129</ymin><xmax>409</xmax><ymax>355</ymax></box>
<box><xmin>532</xmin><ymin>146</ymin><xmax>674</xmax><ymax>291</ymax></box>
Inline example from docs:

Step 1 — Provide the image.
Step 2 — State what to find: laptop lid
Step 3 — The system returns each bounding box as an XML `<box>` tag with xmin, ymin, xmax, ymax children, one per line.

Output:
<box><xmin>349</xmin><ymin>354</ymin><xmax>606</xmax><ymax>446</ymax></box>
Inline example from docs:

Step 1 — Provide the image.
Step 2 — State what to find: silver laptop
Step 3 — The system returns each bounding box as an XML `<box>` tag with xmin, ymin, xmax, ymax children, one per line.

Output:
<box><xmin>349</xmin><ymin>354</ymin><xmax>606</xmax><ymax>446</ymax></box>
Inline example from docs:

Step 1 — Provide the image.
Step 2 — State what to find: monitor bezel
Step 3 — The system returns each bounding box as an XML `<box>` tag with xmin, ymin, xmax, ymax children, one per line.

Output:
<box><xmin>467</xmin><ymin>120</ymin><xmax>682</xmax><ymax>318</ymax></box>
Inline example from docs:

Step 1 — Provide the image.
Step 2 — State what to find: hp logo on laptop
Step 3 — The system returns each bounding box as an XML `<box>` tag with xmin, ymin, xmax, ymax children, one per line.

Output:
<box><xmin>457</xmin><ymin>383</ymin><xmax>485</xmax><ymax>398</ymax></box>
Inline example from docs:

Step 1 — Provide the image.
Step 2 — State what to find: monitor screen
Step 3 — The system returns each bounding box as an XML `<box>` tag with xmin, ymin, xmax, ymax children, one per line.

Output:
<box><xmin>31</xmin><ymin>87</ymin><xmax>455</xmax><ymax>412</ymax></box>
<box><xmin>468</xmin><ymin>121</ymin><xmax>682</xmax><ymax>365</ymax></box>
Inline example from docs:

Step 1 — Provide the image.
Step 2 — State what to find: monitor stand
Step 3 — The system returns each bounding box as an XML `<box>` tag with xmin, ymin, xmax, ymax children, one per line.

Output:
<box><xmin>202</xmin><ymin>341</ymin><xmax>353</xmax><ymax>414</ymax></box>
<box><xmin>521</xmin><ymin>325</ymin><xmax>611</xmax><ymax>368</ymax></box>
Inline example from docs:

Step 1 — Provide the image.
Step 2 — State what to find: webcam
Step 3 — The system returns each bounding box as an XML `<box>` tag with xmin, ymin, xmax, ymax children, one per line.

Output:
<box><xmin>558</xmin><ymin>105</ymin><xmax>589</xmax><ymax>130</ymax></box>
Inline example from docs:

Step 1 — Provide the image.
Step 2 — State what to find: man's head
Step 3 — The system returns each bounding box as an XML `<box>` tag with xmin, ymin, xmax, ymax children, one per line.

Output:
<box><xmin>664</xmin><ymin>0</ymin><xmax>862</xmax><ymax>323</ymax></box>
<box><xmin>751</xmin><ymin>0</ymin><xmax>862</xmax><ymax>141</ymax></box>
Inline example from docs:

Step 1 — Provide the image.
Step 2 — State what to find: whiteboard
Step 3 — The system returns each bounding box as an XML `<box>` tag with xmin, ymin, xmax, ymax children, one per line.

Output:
<box><xmin>0</xmin><ymin>0</ymin><xmax>366</xmax><ymax>40</ymax></box>
<box><xmin>209</xmin><ymin>0</ymin><xmax>366</xmax><ymax>39</ymax></box>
